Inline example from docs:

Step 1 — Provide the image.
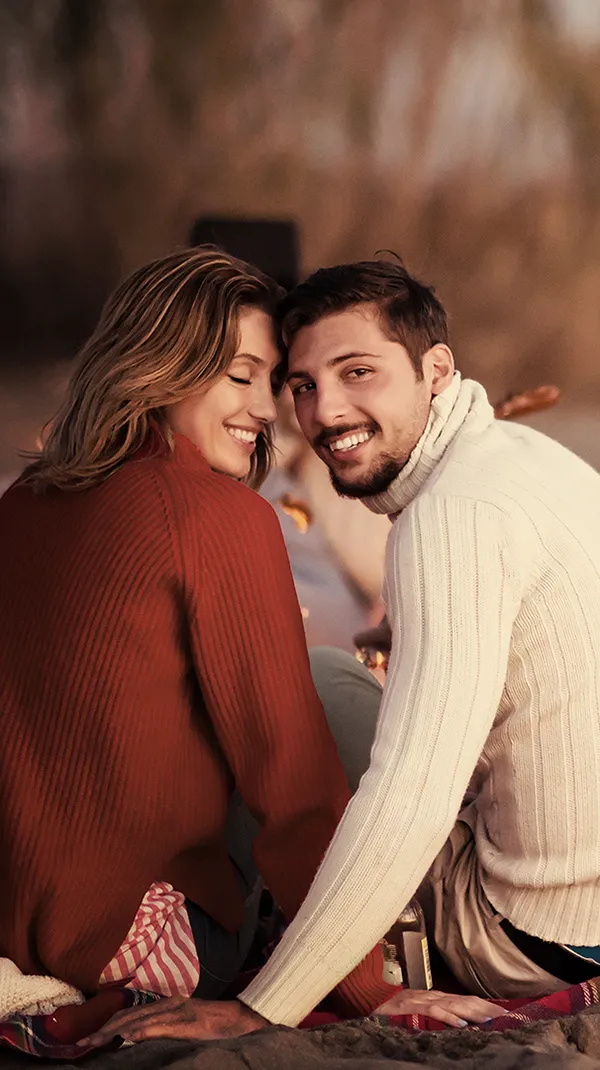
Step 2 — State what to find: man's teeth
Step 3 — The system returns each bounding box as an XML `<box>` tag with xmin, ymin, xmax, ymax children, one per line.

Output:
<box><xmin>328</xmin><ymin>431</ymin><xmax>373</xmax><ymax>453</ymax></box>
<box><xmin>226</xmin><ymin>427</ymin><xmax>257</xmax><ymax>444</ymax></box>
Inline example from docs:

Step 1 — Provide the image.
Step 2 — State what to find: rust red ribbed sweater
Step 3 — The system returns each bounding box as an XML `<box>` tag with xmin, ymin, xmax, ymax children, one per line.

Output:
<box><xmin>0</xmin><ymin>433</ymin><xmax>391</xmax><ymax>1016</ymax></box>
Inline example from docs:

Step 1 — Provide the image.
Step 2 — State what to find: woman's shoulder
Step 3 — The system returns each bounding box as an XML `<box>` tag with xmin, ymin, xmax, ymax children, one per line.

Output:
<box><xmin>148</xmin><ymin>450</ymin><xmax>280</xmax><ymax>537</ymax></box>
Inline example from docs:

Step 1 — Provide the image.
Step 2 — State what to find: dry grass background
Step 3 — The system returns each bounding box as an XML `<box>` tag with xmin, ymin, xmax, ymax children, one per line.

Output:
<box><xmin>1</xmin><ymin>0</ymin><xmax>600</xmax><ymax>477</ymax></box>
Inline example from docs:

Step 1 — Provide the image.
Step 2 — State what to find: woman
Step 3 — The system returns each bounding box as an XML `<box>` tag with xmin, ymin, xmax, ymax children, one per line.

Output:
<box><xmin>0</xmin><ymin>247</ymin><xmax>365</xmax><ymax>1004</ymax></box>
<box><xmin>0</xmin><ymin>247</ymin><xmax>498</xmax><ymax>1041</ymax></box>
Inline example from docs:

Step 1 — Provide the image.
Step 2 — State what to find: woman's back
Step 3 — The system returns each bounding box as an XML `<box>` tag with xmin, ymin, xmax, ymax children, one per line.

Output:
<box><xmin>0</xmin><ymin>433</ymin><xmax>348</xmax><ymax>992</ymax></box>
<box><xmin>0</xmin><ymin>437</ymin><xmax>231</xmax><ymax>987</ymax></box>
<box><xmin>0</xmin><ymin>248</ymin><xmax>401</xmax><ymax>1025</ymax></box>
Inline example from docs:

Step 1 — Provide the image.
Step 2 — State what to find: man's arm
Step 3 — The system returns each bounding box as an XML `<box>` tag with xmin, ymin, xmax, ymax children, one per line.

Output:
<box><xmin>187</xmin><ymin>483</ymin><xmax>392</xmax><ymax>1014</ymax></box>
<box><xmin>238</xmin><ymin>495</ymin><xmax>523</xmax><ymax>1026</ymax></box>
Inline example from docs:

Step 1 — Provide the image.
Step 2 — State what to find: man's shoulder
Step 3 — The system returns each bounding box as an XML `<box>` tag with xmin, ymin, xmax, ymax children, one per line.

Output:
<box><xmin>420</xmin><ymin>420</ymin><xmax>552</xmax><ymax>509</ymax></box>
<box><xmin>393</xmin><ymin>419</ymin><xmax>600</xmax><ymax>560</ymax></box>
<box><xmin>389</xmin><ymin>439</ymin><xmax>524</xmax><ymax>544</ymax></box>
<box><xmin>435</xmin><ymin>417</ymin><xmax>600</xmax><ymax>509</ymax></box>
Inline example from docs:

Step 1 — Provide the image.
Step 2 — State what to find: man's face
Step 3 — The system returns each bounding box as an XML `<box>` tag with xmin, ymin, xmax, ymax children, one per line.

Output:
<box><xmin>287</xmin><ymin>304</ymin><xmax>453</xmax><ymax>498</ymax></box>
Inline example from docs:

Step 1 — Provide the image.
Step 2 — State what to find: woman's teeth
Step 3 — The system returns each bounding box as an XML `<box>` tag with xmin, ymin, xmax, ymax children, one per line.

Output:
<box><xmin>329</xmin><ymin>430</ymin><xmax>373</xmax><ymax>453</ymax></box>
<box><xmin>226</xmin><ymin>427</ymin><xmax>257</xmax><ymax>443</ymax></box>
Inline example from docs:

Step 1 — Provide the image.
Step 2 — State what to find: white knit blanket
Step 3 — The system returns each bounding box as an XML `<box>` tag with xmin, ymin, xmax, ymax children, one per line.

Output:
<box><xmin>0</xmin><ymin>958</ymin><xmax>83</xmax><ymax>1021</ymax></box>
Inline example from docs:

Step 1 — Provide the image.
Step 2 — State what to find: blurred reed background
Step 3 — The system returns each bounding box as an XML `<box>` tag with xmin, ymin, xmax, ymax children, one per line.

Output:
<box><xmin>3</xmin><ymin>0</ymin><xmax>600</xmax><ymax>463</ymax></box>
<box><xmin>1</xmin><ymin>0</ymin><xmax>599</xmax><ymax>643</ymax></box>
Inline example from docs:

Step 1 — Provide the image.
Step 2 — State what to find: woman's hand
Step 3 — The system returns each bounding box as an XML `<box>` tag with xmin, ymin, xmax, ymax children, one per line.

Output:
<box><xmin>79</xmin><ymin>997</ymin><xmax>268</xmax><ymax>1048</ymax></box>
<box><xmin>376</xmin><ymin>988</ymin><xmax>508</xmax><ymax>1028</ymax></box>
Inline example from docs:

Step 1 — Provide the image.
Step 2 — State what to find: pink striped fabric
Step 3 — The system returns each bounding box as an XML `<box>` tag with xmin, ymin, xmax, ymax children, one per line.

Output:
<box><xmin>99</xmin><ymin>882</ymin><xmax>199</xmax><ymax>997</ymax></box>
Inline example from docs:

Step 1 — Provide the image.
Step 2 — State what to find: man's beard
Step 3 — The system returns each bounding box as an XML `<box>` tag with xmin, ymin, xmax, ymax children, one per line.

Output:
<box><xmin>328</xmin><ymin>453</ymin><xmax>408</xmax><ymax>499</ymax></box>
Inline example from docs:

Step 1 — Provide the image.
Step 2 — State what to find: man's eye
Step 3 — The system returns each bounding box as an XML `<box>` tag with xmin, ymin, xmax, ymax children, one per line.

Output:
<box><xmin>293</xmin><ymin>382</ymin><xmax>315</xmax><ymax>396</ymax></box>
<box><xmin>229</xmin><ymin>375</ymin><xmax>251</xmax><ymax>385</ymax></box>
<box><xmin>347</xmin><ymin>367</ymin><xmax>370</xmax><ymax>379</ymax></box>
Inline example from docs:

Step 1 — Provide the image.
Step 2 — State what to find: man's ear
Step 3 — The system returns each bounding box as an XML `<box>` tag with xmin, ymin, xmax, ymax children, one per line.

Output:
<box><xmin>424</xmin><ymin>344</ymin><xmax>455</xmax><ymax>396</ymax></box>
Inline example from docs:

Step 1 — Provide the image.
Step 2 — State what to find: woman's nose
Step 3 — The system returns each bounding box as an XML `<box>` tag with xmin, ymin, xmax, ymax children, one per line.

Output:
<box><xmin>250</xmin><ymin>381</ymin><xmax>278</xmax><ymax>424</ymax></box>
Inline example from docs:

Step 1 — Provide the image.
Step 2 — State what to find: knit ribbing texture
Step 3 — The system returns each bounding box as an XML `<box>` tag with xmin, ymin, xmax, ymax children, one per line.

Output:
<box><xmin>0</xmin><ymin>433</ymin><xmax>391</xmax><ymax>1015</ymax></box>
<box><xmin>240</xmin><ymin>373</ymin><xmax>600</xmax><ymax>1026</ymax></box>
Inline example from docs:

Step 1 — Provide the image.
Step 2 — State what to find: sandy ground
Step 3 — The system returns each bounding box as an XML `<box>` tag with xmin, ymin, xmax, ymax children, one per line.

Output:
<box><xmin>3</xmin><ymin>1010</ymin><xmax>600</xmax><ymax>1068</ymax></box>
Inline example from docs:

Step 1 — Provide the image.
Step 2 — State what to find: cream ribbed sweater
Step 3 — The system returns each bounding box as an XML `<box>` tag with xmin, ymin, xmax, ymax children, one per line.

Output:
<box><xmin>241</xmin><ymin>373</ymin><xmax>600</xmax><ymax>1026</ymax></box>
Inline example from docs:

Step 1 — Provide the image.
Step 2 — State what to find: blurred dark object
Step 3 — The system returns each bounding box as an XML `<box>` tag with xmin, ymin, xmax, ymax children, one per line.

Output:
<box><xmin>190</xmin><ymin>218</ymin><xmax>300</xmax><ymax>291</ymax></box>
<box><xmin>354</xmin><ymin>619</ymin><xmax>392</xmax><ymax>663</ymax></box>
<box><xmin>494</xmin><ymin>384</ymin><xmax>560</xmax><ymax>420</ymax></box>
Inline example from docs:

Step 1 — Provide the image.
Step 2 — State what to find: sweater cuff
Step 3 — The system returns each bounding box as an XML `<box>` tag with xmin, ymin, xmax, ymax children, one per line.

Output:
<box><xmin>239</xmin><ymin>943</ymin><xmax>400</xmax><ymax>1026</ymax></box>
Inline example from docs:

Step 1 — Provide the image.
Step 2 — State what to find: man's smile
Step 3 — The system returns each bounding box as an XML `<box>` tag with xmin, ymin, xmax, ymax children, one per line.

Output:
<box><xmin>327</xmin><ymin>429</ymin><xmax>375</xmax><ymax>454</ymax></box>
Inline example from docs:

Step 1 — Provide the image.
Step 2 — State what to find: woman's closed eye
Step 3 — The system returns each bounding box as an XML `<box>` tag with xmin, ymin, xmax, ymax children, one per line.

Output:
<box><xmin>229</xmin><ymin>375</ymin><xmax>252</xmax><ymax>385</ymax></box>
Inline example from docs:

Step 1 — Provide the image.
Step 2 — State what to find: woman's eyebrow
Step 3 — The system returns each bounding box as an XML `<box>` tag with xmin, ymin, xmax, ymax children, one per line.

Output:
<box><xmin>232</xmin><ymin>353</ymin><xmax>263</xmax><ymax>365</ymax></box>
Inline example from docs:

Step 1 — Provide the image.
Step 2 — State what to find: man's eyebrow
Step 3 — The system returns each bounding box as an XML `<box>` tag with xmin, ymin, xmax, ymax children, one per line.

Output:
<box><xmin>287</xmin><ymin>352</ymin><xmax>381</xmax><ymax>382</ymax></box>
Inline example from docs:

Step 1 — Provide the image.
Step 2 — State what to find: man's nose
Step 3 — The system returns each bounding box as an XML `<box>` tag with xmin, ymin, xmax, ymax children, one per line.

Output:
<box><xmin>312</xmin><ymin>384</ymin><xmax>350</xmax><ymax>428</ymax></box>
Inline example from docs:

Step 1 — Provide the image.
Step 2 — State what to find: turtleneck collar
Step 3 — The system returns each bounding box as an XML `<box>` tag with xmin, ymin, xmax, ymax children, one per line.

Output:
<box><xmin>363</xmin><ymin>373</ymin><xmax>495</xmax><ymax>516</ymax></box>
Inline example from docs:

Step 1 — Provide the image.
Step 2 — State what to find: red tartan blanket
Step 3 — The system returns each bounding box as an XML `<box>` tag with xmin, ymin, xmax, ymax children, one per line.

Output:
<box><xmin>301</xmin><ymin>976</ymin><xmax>600</xmax><ymax>1032</ymax></box>
<box><xmin>0</xmin><ymin>978</ymin><xmax>599</xmax><ymax>1059</ymax></box>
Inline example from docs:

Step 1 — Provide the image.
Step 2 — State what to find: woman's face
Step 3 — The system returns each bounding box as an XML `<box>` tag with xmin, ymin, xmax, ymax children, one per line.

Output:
<box><xmin>167</xmin><ymin>307</ymin><xmax>281</xmax><ymax>480</ymax></box>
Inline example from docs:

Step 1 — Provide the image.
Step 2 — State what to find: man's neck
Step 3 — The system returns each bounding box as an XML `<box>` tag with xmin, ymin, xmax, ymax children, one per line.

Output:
<box><xmin>363</xmin><ymin>374</ymin><xmax>494</xmax><ymax>516</ymax></box>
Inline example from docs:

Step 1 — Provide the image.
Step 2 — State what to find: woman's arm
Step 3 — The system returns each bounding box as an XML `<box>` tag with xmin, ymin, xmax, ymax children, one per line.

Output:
<box><xmin>187</xmin><ymin>482</ymin><xmax>393</xmax><ymax>1015</ymax></box>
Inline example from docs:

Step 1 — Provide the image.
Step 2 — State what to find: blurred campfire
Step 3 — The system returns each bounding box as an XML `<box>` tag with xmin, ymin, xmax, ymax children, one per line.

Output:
<box><xmin>278</xmin><ymin>493</ymin><xmax>313</xmax><ymax>533</ymax></box>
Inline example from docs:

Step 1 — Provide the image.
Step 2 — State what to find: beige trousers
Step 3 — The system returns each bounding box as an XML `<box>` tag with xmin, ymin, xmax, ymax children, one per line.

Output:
<box><xmin>420</xmin><ymin>807</ymin><xmax>564</xmax><ymax>999</ymax></box>
<box><xmin>309</xmin><ymin>646</ymin><xmax>565</xmax><ymax>1000</ymax></box>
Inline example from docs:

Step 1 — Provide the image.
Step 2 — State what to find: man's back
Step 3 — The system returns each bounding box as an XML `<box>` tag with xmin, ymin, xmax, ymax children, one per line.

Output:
<box><xmin>400</xmin><ymin>410</ymin><xmax>600</xmax><ymax>942</ymax></box>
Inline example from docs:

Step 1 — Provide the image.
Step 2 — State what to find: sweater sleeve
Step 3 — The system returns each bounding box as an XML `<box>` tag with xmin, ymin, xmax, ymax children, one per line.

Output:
<box><xmin>186</xmin><ymin>484</ymin><xmax>393</xmax><ymax>1015</ymax></box>
<box><xmin>239</xmin><ymin>495</ymin><xmax>524</xmax><ymax>1025</ymax></box>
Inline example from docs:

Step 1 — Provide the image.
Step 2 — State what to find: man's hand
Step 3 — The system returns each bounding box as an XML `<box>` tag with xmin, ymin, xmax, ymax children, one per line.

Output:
<box><xmin>80</xmin><ymin>997</ymin><xmax>268</xmax><ymax>1048</ymax></box>
<box><xmin>376</xmin><ymin>989</ymin><xmax>508</xmax><ymax>1028</ymax></box>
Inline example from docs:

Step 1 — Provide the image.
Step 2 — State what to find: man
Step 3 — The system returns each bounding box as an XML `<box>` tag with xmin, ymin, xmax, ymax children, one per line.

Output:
<box><xmin>90</xmin><ymin>259</ymin><xmax>600</xmax><ymax>1044</ymax></box>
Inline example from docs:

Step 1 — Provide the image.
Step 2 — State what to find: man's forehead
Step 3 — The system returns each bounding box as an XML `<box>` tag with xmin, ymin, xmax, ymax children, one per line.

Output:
<box><xmin>287</xmin><ymin>306</ymin><xmax>386</xmax><ymax>371</ymax></box>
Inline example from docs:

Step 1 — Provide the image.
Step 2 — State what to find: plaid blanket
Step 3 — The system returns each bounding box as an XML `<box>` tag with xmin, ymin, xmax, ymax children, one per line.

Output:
<box><xmin>0</xmin><ymin>978</ymin><xmax>598</xmax><ymax>1059</ymax></box>
<box><xmin>0</xmin><ymin>986</ymin><xmax>161</xmax><ymax>1060</ymax></box>
<box><xmin>302</xmin><ymin>976</ymin><xmax>600</xmax><ymax>1032</ymax></box>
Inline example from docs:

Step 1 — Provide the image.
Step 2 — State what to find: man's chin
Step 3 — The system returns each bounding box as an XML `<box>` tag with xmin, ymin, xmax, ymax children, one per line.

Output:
<box><xmin>328</xmin><ymin>458</ymin><xmax>404</xmax><ymax>499</ymax></box>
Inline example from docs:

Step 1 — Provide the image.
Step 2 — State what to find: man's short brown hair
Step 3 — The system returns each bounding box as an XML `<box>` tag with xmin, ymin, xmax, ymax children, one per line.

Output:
<box><xmin>279</xmin><ymin>259</ymin><xmax>449</xmax><ymax>378</ymax></box>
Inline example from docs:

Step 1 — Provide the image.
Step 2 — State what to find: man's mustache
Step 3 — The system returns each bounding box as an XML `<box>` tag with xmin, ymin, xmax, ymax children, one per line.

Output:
<box><xmin>313</xmin><ymin>423</ymin><xmax>379</xmax><ymax>449</ymax></box>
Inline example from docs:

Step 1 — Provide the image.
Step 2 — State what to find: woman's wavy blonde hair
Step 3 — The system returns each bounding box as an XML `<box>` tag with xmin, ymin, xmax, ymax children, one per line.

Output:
<box><xmin>23</xmin><ymin>246</ymin><xmax>284</xmax><ymax>491</ymax></box>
